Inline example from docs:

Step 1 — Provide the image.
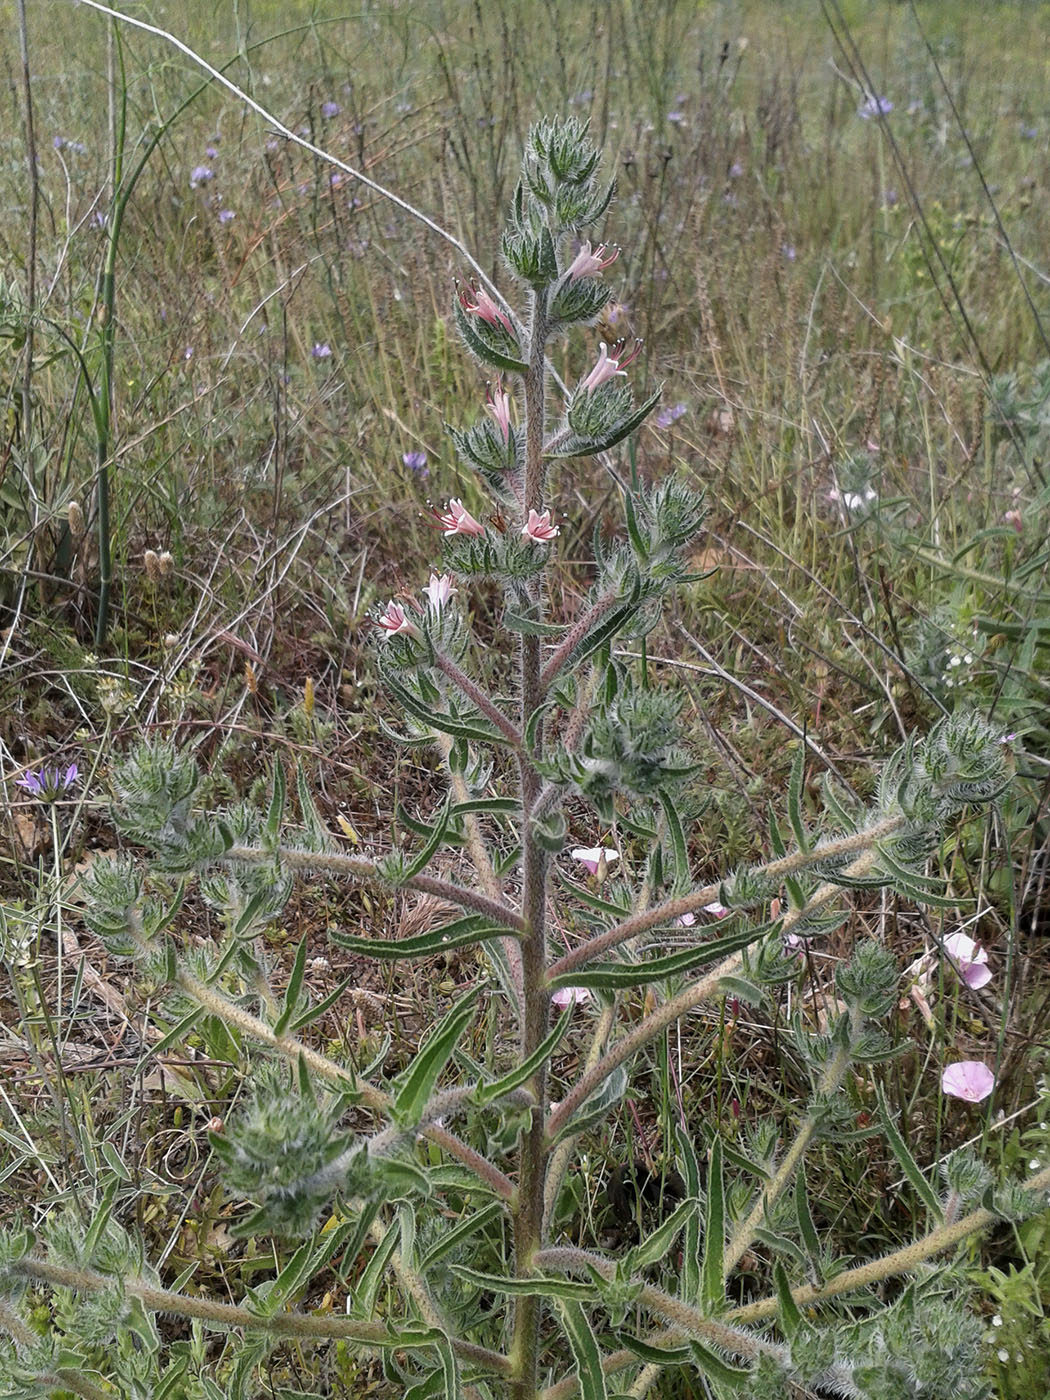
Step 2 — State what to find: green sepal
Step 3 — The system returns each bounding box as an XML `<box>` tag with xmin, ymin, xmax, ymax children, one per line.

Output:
<box><xmin>453</xmin><ymin>295</ymin><xmax>526</xmax><ymax>375</ymax></box>
<box><xmin>546</xmin><ymin>388</ymin><xmax>663</xmax><ymax>460</ymax></box>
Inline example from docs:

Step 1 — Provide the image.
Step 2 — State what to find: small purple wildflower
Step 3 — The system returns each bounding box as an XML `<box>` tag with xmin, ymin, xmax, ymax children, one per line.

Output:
<box><xmin>402</xmin><ymin>451</ymin><xmax>428</xmax><ymax>476</ymax></box>
<box><xmin>205</xmin><ymin>145</ymin><xmax>219</xmax><ymax>159</ymax></box>
<box><xmin>190</xmin><ymin>165</ymin><xmax>214</xmax><ymax>189</ymax></box>
<box><xmin>858</xmin><ymin>95</ymin><xmax>893</xmax><ymax>120</ymax></box>
<box><xmin>217</xmin><ymin>208</ymin><xmax>235</xmax><ymax>224</ymax></box>
<box><xmin>312</xmin><ymin>343</ymin><xmax>332</xmax><ymax>359</ymax></box>
<box><xmin>781</xmin><ymin>242</ymin><xmax>797</xmax><ymax>261</ymax></box>
<box><xmin>729</xmin><ymin>160</ymin><xmax>743</xmax><ymax>178</ymax></box>
<box><xmin>655</xmin><ymin>401</ymin><xmax>687</xmax><ymax>429</ymax></box>
<box><xmin>321</xmin><ymin>100</ymin><xmax>342</xmax><ymax>120</ymax></box>
<box><xmin>667</xmin><ymin>110</ymin><xmax>685</xmax><ymax>125</ymax></box>
<box><xmin>1021</xmin><ymin>125</ymin><xmax>1038</xmax><ymax>140</ymax></box>
<box><xmin>17</xmin><ymin>764</ymin><xmax>79</xmax><ymax>802</ymax></box>
<box><xmin>184</xmin><ymin>346</ymin><xmax>194</xmax><ymax>361</ymax></box>
<box><xmin>91</xmin><ymin>210</ymin><xmax>108</xmax><ymax>229</ymax></box>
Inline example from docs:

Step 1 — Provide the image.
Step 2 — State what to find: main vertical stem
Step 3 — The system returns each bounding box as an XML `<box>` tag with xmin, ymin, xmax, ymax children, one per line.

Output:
<box><xmin>511</xmin><ymin>287</ymin><xmax>550</xmax><ymax>1400</ymax></box>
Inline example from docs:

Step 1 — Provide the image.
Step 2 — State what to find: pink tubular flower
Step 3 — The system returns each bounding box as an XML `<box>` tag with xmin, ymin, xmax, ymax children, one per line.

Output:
<box><xmin>551</xmin><ymin>986</ymin><xmax>593</xmax><ymax>1010</ymax></box>
<box><xmin>580</xmin><ymin>338</ymin><xmax>642</xmax><ymax>393</ymax></box>
<box><xmin>485</xmin><ymin>378</ymin><xmax>512</xmax><ymax>442</ymax></box>
<box><xmin>941</xmin><ymin>1060</ymin><xmax>995</xmax><ymax>1103</ymax></box>
<box><xmin>571</xmin><ymin>846</ymin><xmax>619</xmax><ymax>877</ymax></box>
<box><xmin>437</xmin><ymin>499</ymin><xmax>485</xmax><ymax>537</ymax></box>
<box><xmin>521</xmin><ymin>509</ymin><xmax>559</xmax><ymax>543</ymax></box>
<box><xmin>458</xmin><ymin>279</ymin><xmax>514</xmax><ymax>335</ymax></box>
<box><xmin>377</xmin><ymin>600</ymin><xmax>421</xmax><ymax>640</ymax></box>
<box><xmin>423</xmin><ymin>572</ymin><xmax>457</xmax><ymax>612</ymax></box>
<box><xmin>943</xmin><ymin>931</ymin><xmax>992</xmax><ymax>990</ymax></box>
<box><xmin>565</xmin><ymin>240</ymin><xmax>620</xmax><ymax>281</ymax></box>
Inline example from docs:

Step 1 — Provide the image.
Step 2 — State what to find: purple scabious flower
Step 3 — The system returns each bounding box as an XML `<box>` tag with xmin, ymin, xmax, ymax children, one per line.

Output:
<box><xmin>858</xmin><ymin>94</ymin><xmax>893</xmax><ymax>120</ymax></box>
<box><xmin>205</xmin><ymin>145</ymin><xmax>219</xmax><ymax>159</ymax></box>
<box><xmin>312</xmin><ymin>343</ymin><xmax>332</xmax><ymax>359</ymax></box>
<box><xmin>655</xmin><ymin>402</ymin><xmax>687</xmax><ymax>429</ymax></box>
<box><xmin>321</xmin><ymin>100</ymin><xmax>341</xmax><ymax>120</ymax></box>
<box><xmin>402</xmin><ymin>450</ymin><xmax>428</xmax><ymax>475</ymax></box>
<box><xmin>17</xmin><ymin>764</ymin><xmax>79</xmax><ymax>803</ymax></box>
<box><xmin>190</xmin><ymin>165</ymin><xmax>214</xmax><ymax>189</ymax></box>
<box><xmin>216</xmin><ymin>208</ymin><xmax>235</xmax><ymax>224</ymax></box>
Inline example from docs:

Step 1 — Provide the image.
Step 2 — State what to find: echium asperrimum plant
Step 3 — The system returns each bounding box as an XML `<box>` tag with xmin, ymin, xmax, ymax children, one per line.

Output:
<box><xmin>2</xmin><ymin>118</ymin><xmax>1047</xmax><ymax>1400</ymax></box>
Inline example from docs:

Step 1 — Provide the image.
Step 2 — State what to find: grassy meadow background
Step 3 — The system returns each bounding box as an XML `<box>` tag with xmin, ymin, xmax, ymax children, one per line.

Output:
<box><xmin>2</xmin><ymin>0</ymin><xmax>1050</xmax><ymax>1393</ymax></box>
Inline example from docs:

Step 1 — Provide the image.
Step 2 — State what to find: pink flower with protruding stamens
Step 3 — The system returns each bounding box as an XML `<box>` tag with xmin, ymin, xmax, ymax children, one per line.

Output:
<box><xmin>565</xmin><ymin>240</ymin><xmax>620</xmax><ymax>281</ymax></box>
<box><xmin>436</xmin><ymin>499</ymin><xmax>485</xmax><ymax>537</ymax></box>
<box><xmin>522</xmin><ymin>509</ymin><xmax>559</xmax><ymax>543</ymax></box>
<box><xmin>377</xmin><ymin>601</ymin><xmax>421</xmax><ymax>640</ymax></box>
<box><xmin>458</xmin><ymin>280</ymin><xmax>514</xmax><ymax>335</ymax></box>
<box><xmin>551</xmin><ymin>986</ymin><xmax>592</xmax><ymax>1010</ymax></box>
<box><xmin>941</xmin><ymin>1061</ymin><xmax>995</xmax><ymax>1103</ymax></box>
<box><xmin>570</xmin><ymin>846</ymin><xmax>619</xmax><ymax>877</ymax></box>
<box><xmin>580</xmin><ymin>338</ymin><xmax>642</xmax><ymax>393</ymax></box>
<box><xmin>485</xmin><ymin>378</ymin><xmax>512</xmax><ymax>442</ymax></box>
<box><xmin>943</xmin><ymin>932</ymin><xmax>992</xmax><ymax>990</ymax></box>
<box><xmin>423</xmin><ymin>573</ymin><xmax>457</xmax><ymax>612</ymax></box>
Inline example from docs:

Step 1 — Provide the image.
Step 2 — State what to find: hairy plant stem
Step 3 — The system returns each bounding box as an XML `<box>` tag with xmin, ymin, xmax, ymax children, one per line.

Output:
<box><xmin>726</xmin><ymin>1159</ymin><xmax>1050</xmax><ymax>1325</ymax></box>
<box><xmin>434</xmin><ymin>649</ymin><xmax>524</xmax><ymax>748</ymax></box>
<box><xmin>11</xmin><ymin>1256</ymin><xmax>513</xmax><ymax>1375</ymax></box>
<box><xmin>224</xmin><ymin>842</ymin><xmax>525</xmax><ymax>932</ymax></box>
<box><xmin>548</xmin><ymin>813</ymin><xmax>906</xmax><ymax>978</ymax></box>
<box><xmin>546</xmin><ymin>846</ymin><xmax>883</xmax><ymax>1144</ymax></box>
<box><xmin>510</xmin><ymin>284</ymin><xmax>552</xmax><ymax>1400</ymax></box>
<box><xmin>161</xmin><ymin>947</ymin><xmax>515</xmax><ymax>1202</ymax></box>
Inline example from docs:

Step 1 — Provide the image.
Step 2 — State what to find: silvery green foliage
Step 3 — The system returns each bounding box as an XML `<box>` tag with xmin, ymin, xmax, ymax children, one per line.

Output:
<box><xmin>3</xmin><ymin>116</ymin><xmax>1031</xmax><ymax>1400</ymax></box>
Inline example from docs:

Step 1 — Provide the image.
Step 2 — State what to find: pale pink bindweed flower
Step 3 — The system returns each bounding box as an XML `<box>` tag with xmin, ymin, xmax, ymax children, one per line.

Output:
<box><xmin>437</xmin><ymin>499</ymin><xmax>485</xmax><ymax>537</ymax></box>
<box><xmin>579</xmin><ymin>338</ymin><xmax>642</xmax><ymax>393</ymax></box>
<box><xmin>458</xmin><ymin>279</ymin><xmax>515</xmax><ymax>335</ymax></box>
<box><xmin>521</xmin><ymin>509</ymin><xmax>559</xmax><ymax>543</ymax></box>
<box><xmin>422</xmin><ymin>573</ymin><xmax>457</xmax><ymax>612</ymax></box>
<box><xmin>942</xmin><ymin>931</ymin><xmax>993</xmax><ymax>990</ymax></box>
<box><xmin>377</xmin><ymin>600</ymin><xmax>421</xmax><ymax>640</ymax></box>
<box><xmin>551</xmin><ymin>986</ymin><xmax>592</xmax><ymax>1010</ymax></box>
<box><xmin>485</xmin><ymin>378</ymin><xmax>512</xmax><ymax>442</ymax></box>
<box><xmin>565</xmin><ymin>240</ymin><xmax>620</xmax><ymax>281</ymax></box>
<box><xmin>571</xmin><ymin>846</ymin><xmax>619</xmax><ymax>877</ymax></box>
<box><xmin>941</xmin><ymin>1060</ymin><xmax>995</xmax><ymax>1103</ymax></box>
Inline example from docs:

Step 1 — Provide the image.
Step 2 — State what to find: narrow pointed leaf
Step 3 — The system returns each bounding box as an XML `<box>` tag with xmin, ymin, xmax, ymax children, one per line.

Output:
<box><xmin>555</xmin><ymin>1298</ymin><xmax>608</xmax><ymax>1400</ymax></box>
<box><xmin>794</xmin><ymin>1167</ymin><xmax>824</xmax><ymax>1285</ymax></box>
<box><xmin>273</xmin><ymin>935</ymin><xmax>309</xmax><ymax>1035</ymax></box>
<box><xmin>687</xmin><ymin>1341</ymin><xmax>749</xmax><ymax>1388</ymax></box>
<box><xmin>402</xmin><ymin>795</ymin><xmax>454</xmax><ymax>881</ymax></box>
<box><xmin>474</xmin><ymin>1001</ymin><xmax>572</xmax><ymax>1106</ymax></box>
<box><xmin>548</xmin><ymin>921</ymin><xmax>769</xmax><ymax>992</ymax></box>
<box><xmin>877</xmin><ymin>1084</ymin><xmax>943</xmax><ymax>1222</ymax></box>
<box><xmin>658</xmin><ymin>789</ymin><xmax>689</xmax><ymax>890</ymax></box>
<box><xmin>625</xmin><ymin>1196</ymin><xmax>697</xmax><ymax>1273</ymax></box>
<box><xmin>546</xmin><ymin>388</ymin><xmax>663</xmax><ymax>459</ymax></box>
<box><xmin>352</xmin><ymin>1216</ymin><xmax>402</xmax><ymax>1315</ymax></box>
<box><xmin>787</xmin><ymin>746</ymin><xmax>809</xmax><ymax>852</ymax></box>
<box><xmin>266</xmin><ymin>761</ymin><xmax>287</xmax><ymax>843</ymax></box>
<box><xmin>332</xmin><ymin>913</ymin><xmax>520</xmax><ymax>960</ymax></box>
<box><xmin>419</xmin><ymin>1202</ymin><xmax>505</xmax><ymax>1269</ymax></box>
<box><xmin>614</xmin><ymin>1333</ymin><xmax>692</xmax><ymax>1366</ymax></box>
<box><xmin>450</xmin><ymin>1266</ymin><xmax>595</xmax><ymax>1299</ymax></box>
<box><xmin>393</xmin><ymin>987</ymin><xmax>479</xmax><ymax>1125</ymax></box>
<box><xmin>773</xmin><ymin>1260</ymin><xmax>803</xmax><ymax>1338</ymax></box>
<box><xmin>675</xmin><ymin>1125</ymin><xmax>703</xmax><ymax>1301</ymax></box>
<box><xmin>701</xmin><ymin>1136</ymin><xmax>725</xmax><ymax>1312</ymax></box>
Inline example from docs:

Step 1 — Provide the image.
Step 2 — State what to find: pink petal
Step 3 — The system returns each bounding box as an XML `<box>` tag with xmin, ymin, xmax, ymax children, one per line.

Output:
<box><xmin>941</xmin><ymin>1060</ymin><xmax>995</xmax><ymax>1102</ymax></box>
<box><xmin>551</xmin><ymin>986</ymin><xmax>592</xmax><ymax>1009</ymax></box>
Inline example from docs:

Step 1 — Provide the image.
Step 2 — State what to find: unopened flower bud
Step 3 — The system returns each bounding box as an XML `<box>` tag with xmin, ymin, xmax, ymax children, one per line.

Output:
<box><xmin>144</xmin><ymin>549</ymin><xmax>161</xmax><ymax>580</ymax></box>
<box><xmin>67</xmin><ymin>501</ymin><xmax>85</xmax><ymax>539</ymax></box>
<box><xmin>158</xmin><ymin>550</ymin><xmax>174</xmax><ymax>576</ymax></box>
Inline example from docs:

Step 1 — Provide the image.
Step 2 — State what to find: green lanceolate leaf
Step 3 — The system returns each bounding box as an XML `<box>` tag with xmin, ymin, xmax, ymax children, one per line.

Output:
<box><xmin>273</xmin><ymin>935</ymin><xmax>309</xmax><ymax>1035</ymax></box>
<box><xmin>658</xmin><ymin>788</ymin><xmax>689</xmax><ymax>890</ymax></box>
<box><xmin>503</xmin><ymin>609</ymin><xmax>564</xmax><ymax>637</ymax></box>
<box><xmin>393</xmin><ymin>987</ymin><xmax>479</xmax><ymax>1126</ymax></box>
<box><xmin>614</xmin><ymin>1332</ymin><xmax>692</xmax><ymax>1366</ymax></box>
<box><xmin>787</xmin><ymin>746</ymin><xmax>810</xmax><ymax>852</ymax></box>
<box><xmin>331</xmin><ymin>913</ymin><xmax>520</xmax><ymax>960</ymax></box>
<box><xmin>877</xmin><ymin>1083</ymin><xmax>943</xmax><ymax>1223</ymax></box>
<box><xmin>351</xmin><ymin>1215</ymin><xmax>402</xmax><ymax>1316</ymax></box>
<box><xmin>265</xmin><ymin>760</ymin><xmax>287</xmax><ymax>844</ymax></box>
<box><xmin>401</xmin><ymin>795</ymin><xmax>454</xmax><ymax>881</ymax></box>
<box><xmin>548</xmin><ymin>920</ymin><xmax>768</xmax><ymax>992</ymax></box>
<box><xmin>383</xmin><ymin>672</ymin><xmax>509</xmax><ymax>747</ymax></box>
<box><xmin>548</xmin><ymin>1063</ymin><xmax>629</xmax><ymax>1147</ymax></box>
<box><xmin>625</xmin><ymin>1196</ymin><xmax>698</xmax><ymax>1274</ymax></box>
<box><xmin>773</xmin><ymin>1260</ymin><xmax>803</xmax><ymax>1339</ymax></box>
<box><xmin>450</xmin><ymin>1266</ymin><xmax>596</xmax><ymax>1299</ymax></box>
<box><xmin>687</xmin><ymin>1341</ymin><xmax>749</xmax><ymax>1388</ymax></box>
<box><xmin>675</xmin><ymin>1125</ymin><xmax>704</xmax><ymax>1302</ymax></box>
<box><xmin>295</xmin><ymin>761</ymin><xmax>329</xmax><ymax>846</ymax></box>
<box><xmin>794</xmin><ymin>1167</ymin><xmax>824</xmax><ymax>1286</ymax></box>
<box><xmin>453</xmin><ymin>296</ymin><xmax>527</xmax><ymax>375</ymax></box>
<box><xmin>701</xmin><ymin>1136</ymin><xmax>725</xmax><ymax>1312</ymax></box>
<box><xmin>555</xmin><ymin>1298</ymin><xmax>608</xmax><ymax>1400</ymax></box>
<box><xmin>419</xmin><ymin>1202</ymin><xmax>505</xmax><ymax>1269</ymax></box>
<box><xmin>474</xmin><ymin>1001</ymin><xmax>572</xmax><ymax>1106</ymax></box>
